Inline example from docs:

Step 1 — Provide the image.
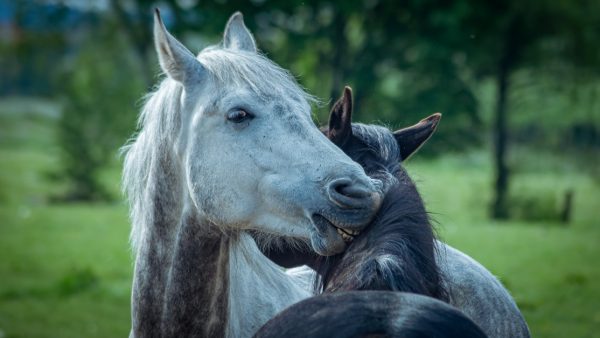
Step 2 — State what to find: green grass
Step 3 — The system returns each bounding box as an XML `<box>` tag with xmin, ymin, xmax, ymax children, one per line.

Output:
<box><xmin>1</xmin><ymin>99</ymin><xmax>599</xmax><ymax>337</ymax></box>
<box><xmin>406</xmin><ymin>154</ymin><xmax>600</xmax><ymax>337</ymax></box>
<box><xmin>0</xmin><ymin>205</ymin><xmax>131</xmax><ymax>338</ymax></box>
<box><xmin>0</xmin><ymin>101</ymin><xmax>131</xmax><ymax>338</ymax></box>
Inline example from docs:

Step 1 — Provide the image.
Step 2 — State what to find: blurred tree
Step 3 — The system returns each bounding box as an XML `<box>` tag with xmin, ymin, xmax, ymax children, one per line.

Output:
<box><xmin>452</xmin><ymin>0</ymin><xmax>600</xmax><ymax>219</ymax></box>
<box><xmin>57</xmin><ymin>19</ymin><xmax>143</xmax><ymax>201</ymax></box>
<box><xmin>109</xmin><ymin>0</ymin><xmax>155</xmax><ymax>87</ymax></box>
<box><xmin>0</xmin><ymin>1</ymin><xmax>70</xmax><ymax>95</ymax></box>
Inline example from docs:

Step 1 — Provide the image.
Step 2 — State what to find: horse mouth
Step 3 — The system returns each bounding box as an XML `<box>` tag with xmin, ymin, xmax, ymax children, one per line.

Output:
<box><xmin>312</xmin><ymin>213</ymin><xmax>361</xmax><ymax>243</ymax></box>
<box><xmin>336</xmin><ymin>227</ymin><xmax>360</xmax><ymax>242</ymax></box>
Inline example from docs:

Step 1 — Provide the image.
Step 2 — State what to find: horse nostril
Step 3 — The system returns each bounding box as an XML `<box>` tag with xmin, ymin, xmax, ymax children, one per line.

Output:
<box><xmin>334</xmin><ymin>181</ymin><xmax>369</xmax><ymax>199</ymax></box>
<box><xmin>327</xmin><ymin>178</ymin><xmax>372</xmax><ymax>209</ymax></box>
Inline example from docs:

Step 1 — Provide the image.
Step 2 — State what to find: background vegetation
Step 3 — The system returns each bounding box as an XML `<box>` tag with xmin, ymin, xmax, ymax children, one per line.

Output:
<box><xmin>0</xmin><ymin>0</ymin><xmax>598</xmax><ymax>337</ymax></box>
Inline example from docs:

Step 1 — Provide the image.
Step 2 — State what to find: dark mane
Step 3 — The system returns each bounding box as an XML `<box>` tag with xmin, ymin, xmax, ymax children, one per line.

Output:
<box><xmin>314</xmin><ymin>124</ymin><xmax>448</xmax><ymax>301</ymax></box>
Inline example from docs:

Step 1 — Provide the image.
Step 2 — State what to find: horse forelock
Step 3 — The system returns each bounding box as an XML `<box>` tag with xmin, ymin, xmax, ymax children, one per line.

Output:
<box><xmin>347</xmin><ymin>123</ymin><xmax>401</xmax><ymax>189</ymax></box>
<box><xmin>197</xmin><ymin>48</ymin><xmax>318</xmax><ymax>115</ymax></box>
<box><xmin>350</xmin><ymin>123</ymin><xmax>401</xmax><ymax>166</ymax></box>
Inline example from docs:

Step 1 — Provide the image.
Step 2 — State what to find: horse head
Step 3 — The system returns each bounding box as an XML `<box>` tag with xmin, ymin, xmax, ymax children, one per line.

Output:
<box><xmin>145</xmin><ymin>11</ymin><xmax>382</xmax><ymax>256</ymax></box>
<box><xmin>325</xmin><ymin>86</ymin><xmax>441</xmax><ymax>195</ymax></box>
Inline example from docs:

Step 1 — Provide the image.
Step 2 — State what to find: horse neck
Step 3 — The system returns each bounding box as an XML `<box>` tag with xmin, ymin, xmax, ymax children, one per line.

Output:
<box><xmin>132</xmin><ymin>195</ymin><xmax>310</xmax><ymax>338</ymax></box>
<box><xmin>318</xmin><ymin>176</ymin><xmax>447</xmax><ymax>300</ymax></box>
<box><xmin>159</xmin><ymin>217</ymin><xmax>310</xmax><ymax>338</ymax></box>
<box><xmin>129</xmin><ymin>134</ymin><xmax>230</xmax><ymax>336</ymax></box>
<box><xmin>160</xmin><ymin>212</ymin><xmax>231</xmax><ymax>337</ymax></box>
<box><xmin>131</xmin><ymin>143</ymin><xmax>230</xmax><ymax>336</ymax></box>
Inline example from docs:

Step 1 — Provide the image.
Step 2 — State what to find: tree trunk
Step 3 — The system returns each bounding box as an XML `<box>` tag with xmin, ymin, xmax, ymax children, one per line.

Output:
<box><xmin>491</xmin><ymin>22</ymin><xmax>520</xmax><ymax>220</ymax></box>
<box><xmin>491</xmin><ymin>59</ymin><xmax>510</xmax><ymax>219</ymax></box>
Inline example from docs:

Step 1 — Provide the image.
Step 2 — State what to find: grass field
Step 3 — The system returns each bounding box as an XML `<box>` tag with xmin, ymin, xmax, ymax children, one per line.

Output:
<box><xmin>0</xmin><ymin>100</ymin><xmax>599</xmax><ymax>337</ymax></box>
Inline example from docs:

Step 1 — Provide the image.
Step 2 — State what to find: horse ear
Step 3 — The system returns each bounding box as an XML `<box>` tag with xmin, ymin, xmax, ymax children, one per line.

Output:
<box><xmin>328</xmin><ymin>86</ymin><xmax>353</xmax><ymax>146</ymax></box>
<box><xmin>393</xmin><ymin>113</ymin><xmax>442</xmax><ymax>161</ymax></box>
<box><xmin>154</xmin><ymin>8</ymin><xmax>203</xmax><ymax>84</ymax></box>
<box><xmin>223</xmin><ymin>12</ymin><xmax>257</xmax><ymax>52</ymax></box>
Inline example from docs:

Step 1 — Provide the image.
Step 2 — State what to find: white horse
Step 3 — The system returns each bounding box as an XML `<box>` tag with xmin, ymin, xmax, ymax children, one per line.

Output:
<box><xmin>122</xmin><ymin>10</ymin><xmax>383</xmax><ymax>338</ymax></box>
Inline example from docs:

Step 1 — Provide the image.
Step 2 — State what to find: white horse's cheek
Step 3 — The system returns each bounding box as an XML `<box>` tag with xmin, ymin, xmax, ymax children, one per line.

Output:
<box><xmin>186</xmin><ymin>136</ymin><xmax>262</xmax><ymax>227</ymax></box>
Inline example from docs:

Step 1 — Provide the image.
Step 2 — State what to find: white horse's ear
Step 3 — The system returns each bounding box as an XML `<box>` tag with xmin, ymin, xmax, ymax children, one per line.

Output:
<box><xmin>154</xmin><ymin>9</ymin><xmax>203</xmax><ymax>84</ymax></box>
<box><xmin>223</xmin><ymin>12</ymin><xmax>257</xmax><ymax>52</ymax></box>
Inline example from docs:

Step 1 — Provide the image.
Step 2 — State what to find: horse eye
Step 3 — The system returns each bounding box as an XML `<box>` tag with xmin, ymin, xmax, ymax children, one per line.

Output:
<box><xmin>227</xmin><ymin>109</ymin><xmax>253</xmax><ymax>123</ymax></box>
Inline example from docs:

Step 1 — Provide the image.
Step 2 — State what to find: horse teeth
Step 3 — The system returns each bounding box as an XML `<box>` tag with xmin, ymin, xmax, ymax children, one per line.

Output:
<box><xmin>336</xmin><ymin>227</ymin><xmax>355</xmax><ymax>242</ymax></box>
<box><xmin>339</xmin><ymin>231</ymin><xmax>353</xmax><ymax>242</ymax></box>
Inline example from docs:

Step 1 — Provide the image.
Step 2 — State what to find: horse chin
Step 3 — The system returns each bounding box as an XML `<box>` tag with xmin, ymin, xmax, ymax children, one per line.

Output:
<box><xmin>310</xmin><ymin>231</ymin><xmax>347</xmax><ymax>256</ymax></box>
<box><xmin>310</xmin><ymin>214</ymin><xmax>348</xmax><ymax>256</ymax></box>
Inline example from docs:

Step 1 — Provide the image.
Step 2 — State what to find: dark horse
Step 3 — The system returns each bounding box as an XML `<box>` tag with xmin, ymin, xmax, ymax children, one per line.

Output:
<box><xmin>255</xmin><ymin>88</ymin><xmax>486</xmax><ymax>337</ymax></box>
<box><xmin>260</xmin><ymin>87</ymin><xmax>529</xmax><ymax>338</ymax></box>
<box><xmin>264</xmin><ymin>87</ymin><xmax>446</xmax><ymax>298</ymax></box>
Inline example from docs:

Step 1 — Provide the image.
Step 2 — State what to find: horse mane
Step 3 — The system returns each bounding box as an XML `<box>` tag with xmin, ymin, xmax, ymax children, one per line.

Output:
<box><xmin>352</xmin><ymin>123</ymin><xmax>400</xmax><ymax>165</ymax></box>
<box><xmin>122</xmin><ymin>46</ymin><xmax>317</xmax><ymax>252</ymax></box>
<box><xmin>314</xmin><ymin>123</ymin><xmax>448</xmax><ymax>301</ymax></box>
<box><xmin>254</xmin><ymin>291</ymin><xmax>487</xmax><ymax>338</ymax></box>
<box><xmin>122</xmin><ymin>79</ymin><xmax>183</xmax><ymax>251</ymax></box>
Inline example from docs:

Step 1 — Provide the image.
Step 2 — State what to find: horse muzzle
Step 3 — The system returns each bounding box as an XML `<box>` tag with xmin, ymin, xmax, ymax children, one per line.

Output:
<box><xmin>310</xmin><ymin>177</ymin><xmax>383</xmax><ymax>255</ymax></box>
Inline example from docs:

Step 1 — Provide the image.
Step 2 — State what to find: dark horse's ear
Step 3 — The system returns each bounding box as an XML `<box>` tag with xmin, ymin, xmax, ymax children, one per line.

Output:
<box><xmin>393</xmin><ymin>113</ymin><xmax>442</xmax><ymax>161</ymax></box>
<box><xmin>328</xmin><ymin>86</ymin><xmax>353</xmax><ymax>146</ymax></box>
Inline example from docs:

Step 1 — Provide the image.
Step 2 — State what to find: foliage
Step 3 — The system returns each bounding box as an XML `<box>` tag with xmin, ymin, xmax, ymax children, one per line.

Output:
<box><xmin>438</xmin><ymin>0</ymin><xmax>600</xmax><ymax>218</ymax></box>
<box><xmin>0</xmin><ymin>0</ymin><xmax>70</xmax><ymax>95</ymax></box>
<box><xmin>56</xmin><ymin>22</ymin><xmax>143</xmax><ymax>201</ymax></box>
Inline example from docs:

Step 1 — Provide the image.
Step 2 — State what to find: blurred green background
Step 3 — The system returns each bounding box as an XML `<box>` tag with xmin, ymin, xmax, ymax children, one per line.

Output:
<box><xmin>0</xmin><ymin>0</ymin><xmax>599</xmax><ymax>337</ymax></box>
